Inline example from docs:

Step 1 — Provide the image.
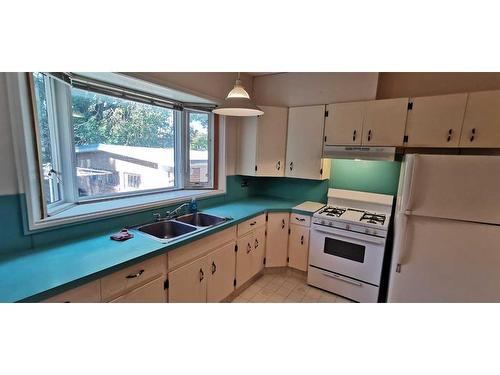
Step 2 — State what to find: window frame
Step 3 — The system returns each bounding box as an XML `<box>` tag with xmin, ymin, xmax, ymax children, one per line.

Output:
<box><xmin>8</xmin><ymin>72</ymin><xmax>224</xmax><ymax>232</ymax></box>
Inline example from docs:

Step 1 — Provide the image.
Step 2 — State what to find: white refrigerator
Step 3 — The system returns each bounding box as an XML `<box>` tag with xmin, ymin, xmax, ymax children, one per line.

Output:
<box><xmin>388</xmin><ymin>154</ymin><xmax>500</xmax><ymax>302</ymax></box>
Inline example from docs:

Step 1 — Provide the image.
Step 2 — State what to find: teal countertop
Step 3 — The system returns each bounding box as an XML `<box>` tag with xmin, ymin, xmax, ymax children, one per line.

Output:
<box><xmin>0</xmin><ymin>197</ymin><xmax>311</xmax><ymax>302</ymax></box>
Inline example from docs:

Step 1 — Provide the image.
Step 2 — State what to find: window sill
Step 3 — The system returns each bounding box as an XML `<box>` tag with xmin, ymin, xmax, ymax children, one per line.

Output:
<box><xmin>27</xmin><ymin>189</ymin><xmax>225</xmax><ymax>233</ymax></box>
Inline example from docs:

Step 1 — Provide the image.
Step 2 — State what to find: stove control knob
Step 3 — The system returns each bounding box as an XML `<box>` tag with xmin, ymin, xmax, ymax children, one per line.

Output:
<box><xmin>346</xmin><ymin>224</ymin><xmax>350</xmax><ymax>230</ymax></box>
<box><xmin>365</xmin><ymin>228</ymin><xmax>369</xmax><ymax>234</ymax></box>
<box><xmin>321</xmin><ymin>220</ymin><xmax>325</xmax><ymax>225</ymax></box>
<box><xmin>328</xmin><ymin>221</ymin><xmax>333</xmax><ymax>226</ymax></box>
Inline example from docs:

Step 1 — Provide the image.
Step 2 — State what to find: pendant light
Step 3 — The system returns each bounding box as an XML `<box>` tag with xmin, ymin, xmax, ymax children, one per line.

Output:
<box><xmin>213</xmin><ymin>73</ymin><xmax>264</xmax><ymax>116</ymax></box>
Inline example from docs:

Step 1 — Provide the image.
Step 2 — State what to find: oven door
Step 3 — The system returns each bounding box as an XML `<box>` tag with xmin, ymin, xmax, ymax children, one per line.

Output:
<box><xmin>309</xmin><ymin>225</ymin><xmax>386</xmax><ymax>286</ymax></box>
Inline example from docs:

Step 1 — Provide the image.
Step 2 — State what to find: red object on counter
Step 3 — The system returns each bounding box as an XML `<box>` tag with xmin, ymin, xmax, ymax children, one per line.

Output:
<box><xmin>110</xmin><ymin>229</ymin><xmax>134</xmax><ymax>241</ymax></box>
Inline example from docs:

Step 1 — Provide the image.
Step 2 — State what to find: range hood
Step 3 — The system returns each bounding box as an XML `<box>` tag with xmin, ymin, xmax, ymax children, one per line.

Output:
<box><xmin>323</xmin><ymin>145</ymin><xmax>396</xmax><ymax>161</ymax></box>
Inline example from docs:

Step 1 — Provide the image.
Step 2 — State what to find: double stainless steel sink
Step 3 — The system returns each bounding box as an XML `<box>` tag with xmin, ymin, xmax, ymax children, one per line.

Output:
<box><xmin>131</xmin><ymin>212</ymin><xmax>230</xmax><ymax>243</ymax></box>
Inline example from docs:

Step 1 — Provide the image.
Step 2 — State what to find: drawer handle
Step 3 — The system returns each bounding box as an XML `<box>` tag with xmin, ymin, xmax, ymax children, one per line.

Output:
<box><xmin>300</xmin><ymin>235</ymin><xmax>304</xmax><ymax>245</ymax></box>
<box><xmin>352</xmin><ymin>129</ymin><xmax>357</xmax><ymax>141</ymax></box>
<box><xmin>276</xmin><ymin>160</ymin><xmax>281</xmax><ymax>170</ymax></box>
<box><xmin>254</xmin><ymin>238</ymin><xmax>259</xmax><ymax>249</ymax></box>
<box><xmin>126</xmin><ymin>269</ymin><xmax>145</xmax><ymax>279</ymax></box>
<box><xmin>367</xmin><ymin>129</ymin><xmax>372</xmax><ymax>142</ymax></box>
<box><xmin>295</xmin><ymin>217</ymin><xmax>306</xmax><ymax>222</ymax></box>
<box><xmin>289</xmin><ymin>161</ymin><xmax>293</xmax><ymax>171</ymax></box>
<box><xmin>322</xmin><ymin>272</ymin><xmax>362</xmax><ymax>287</ymax></box>
<box><xmin>249</xmin><ymin>221</ymin><xmax>257</xmax><ymax>226</ymax></box>
<box><xmin>211</xmin><ymin>261</ymin><xmax>217</xmax><ymax>275</ymax></box>
<box><xmin>247</xmin><ymin>243</ymin><xmax>252</xmax><ymax>254</ymax></box>
<box><xmin>447</xmin><ymin>128</ymin><xmax>453</xmax><ymax>142</ymax></box>
<box><xmin>470</xmin><ymin>128</ymin><xmax>476</xmax><ymax>142</ymax></box>
<box><xmin>281</xmin><ymin>219</ymin><xmax>285</xmax><ymax>229</ymax></box>
<box><xmin>199</xmin><ymin>268</ymin><xmax>204</xmax><ymax>282</ymax></box>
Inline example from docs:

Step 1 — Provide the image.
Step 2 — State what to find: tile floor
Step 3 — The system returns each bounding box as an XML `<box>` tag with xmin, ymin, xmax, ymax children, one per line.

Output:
<box><xmin>231</xmin><ymin>271</ymin><xmax>354</xmax><ymax>303</ymax></box>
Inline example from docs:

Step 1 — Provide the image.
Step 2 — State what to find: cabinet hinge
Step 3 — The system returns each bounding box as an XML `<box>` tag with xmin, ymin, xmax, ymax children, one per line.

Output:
<box><xmin>320</xmin><ymin>168</ymin><xmax>323</xmax><ymax>175</ymax></box>
<box><xmin>254</xmin><ymin>165</ymin><xmax>258</xmax><ymax>172</ymax></box>
<box><xmin>164</xmin><ymin>279</ymin><xmax>169</xmax><ymax>289</ymax></box>
<box><xmin>265</xmin><ymin>229</ymin><xmax>267</xmax><ymax>236</ymax></box>
<box><xmin>263</xmin><ymin>257</ymin><xmax>266</xmax><ymax>265</ymax></box>
<box><xmin>324</xmin><ymin>135</ymin><xmax>327</xmax><ymax>143</ymax></box>
<box><xmin>233</xmin><ymin>278</ymin><xmax>237</xmax><ymax>287</ymax></box>
<box><xmin>403</xmin><ymin>135</ymin><xmax>409</xmax><ymax>143</ymax></box>
<box><xmin>325</xmin><ymin>110</ymin><xmax>329</xmax><ymax>117</ymax></box>
<box><xmin>288</xmin><ymin>228</ymin><xmax>291</xmax><ymax>235</ymax></box>
<box><xmin>235</xmin><ymin>244</ymin><xmax>238</xmax><ymax>252</ymax></box>
<box><xmin>265</xmin><ymin>214</ymin><xmax>268</xmax><ymax>222</ymax></box>
<box><xmin>407</xmin><ymin>102</ymin><xmax>413</xmax><ymax>110</ymax></box>
<box><xmin>287</xmin><ymin>256</ymin><xmax>290</xmax><ymax>262</ymax></box>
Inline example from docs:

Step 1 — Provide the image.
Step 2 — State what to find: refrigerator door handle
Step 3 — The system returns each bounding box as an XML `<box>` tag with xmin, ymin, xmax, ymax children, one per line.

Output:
<box><xmin>402</xmin><ymin>154</ymin><xmax>419</xmax><ymax>213</ymax></box>
<box><xmin>395</xmin><ymin>213</ymin><xmax>412</xmax><ymax>273</ymax></box>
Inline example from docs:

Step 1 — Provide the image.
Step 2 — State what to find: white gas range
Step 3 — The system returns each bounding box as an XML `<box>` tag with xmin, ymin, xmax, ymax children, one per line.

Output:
<box><xmin>307</xmin><ymin>188</ymin><xmax>394</xmax><ymax>302</ymax></box>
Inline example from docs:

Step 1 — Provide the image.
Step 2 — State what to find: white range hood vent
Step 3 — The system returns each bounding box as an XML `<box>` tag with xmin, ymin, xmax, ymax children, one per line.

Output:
<box><xmin>323</xmin><ymin>145</ymin><xmax>396</xmax><ymax>161</ymax></box>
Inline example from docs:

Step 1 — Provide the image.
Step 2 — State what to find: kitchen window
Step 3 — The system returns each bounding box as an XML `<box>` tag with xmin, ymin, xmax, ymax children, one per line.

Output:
<box><xmin>14</xmin><ymin>72</ymin><xmax>220</xmax><ymax>229</ymax></box>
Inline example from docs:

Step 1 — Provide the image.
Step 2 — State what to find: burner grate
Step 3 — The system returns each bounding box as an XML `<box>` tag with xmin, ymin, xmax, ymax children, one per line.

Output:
<box><xmin>360</xmin><ymin>212</ymin><xmax>386</xmax><ymax>225</ymax></box>
<box><xmin>319</xmin><ymin>207</ymin><xmax>346</xmax><ymax>217</ymax></box>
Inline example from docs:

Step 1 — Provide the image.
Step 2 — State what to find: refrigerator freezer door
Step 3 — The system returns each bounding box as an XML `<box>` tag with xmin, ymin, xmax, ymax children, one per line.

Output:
<box><xmin>388</xmin><ymin>215</ymin><xmax>500</xmax><ymax>302</ymax></box>
<box><xmin>402</xmin><ymin>154</ymin><xmax>500</xmax><ymax>225</ymax></box>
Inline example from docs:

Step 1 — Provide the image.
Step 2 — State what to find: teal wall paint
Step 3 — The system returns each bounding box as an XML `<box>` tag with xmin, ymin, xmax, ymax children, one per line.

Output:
<box><xmin>0</xmin><ymin>163</ymin><xmax>400</xmax><ymax>256</ymax></box>
<box><xmin>329</xmin><ymin>159</ymin><xmax>401</xmax><ymax>196</ymax></box>
<box><xmin>0</xmin><ymin>176</ymin><xmax>251</xmax><ymax>255</ymax></box>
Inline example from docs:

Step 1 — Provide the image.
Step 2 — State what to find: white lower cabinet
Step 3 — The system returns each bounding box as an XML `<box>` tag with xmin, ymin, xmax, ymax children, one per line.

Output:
<box><xmin>169</xmin><ymin>255</ymin><xmax>209</xmax><ymax>303</ymax></box>
<box><xmin>206</xmin><ymin>242</ymin><xmax>237</xmax><ymax>303</ymax></box>
<box><xmin>110</xmin><ymin>276</ymin><xmax>166</xmax><ymax>303</ymax></box>
<box><xmin>236</xmin><ymin>225</ymin><xmax>266</xmax><ymax>288</ymax></box>
<box><xmin>265</xmin><ymin>212</ymin><xmax>289</xmax><ymax>267</ymax></box>
<box><xmin>288</xmin><ymin>224</ymin><xmax>310</xmax><ymax>272</ymax></box>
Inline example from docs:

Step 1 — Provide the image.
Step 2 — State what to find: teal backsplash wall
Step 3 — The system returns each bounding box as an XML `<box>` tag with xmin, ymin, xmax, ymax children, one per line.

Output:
<box><xmin>329</xmin><ymin>159</ymin><xmax>401</xmax><ymax>196</ymax></box>
<box><xmin>0</xmin><ymin>162</ymin><xmax>400</xmax><ymax>255</ymax></box>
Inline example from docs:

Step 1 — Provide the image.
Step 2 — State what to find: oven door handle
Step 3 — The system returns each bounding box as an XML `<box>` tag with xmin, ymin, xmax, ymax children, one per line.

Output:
<box><xmin>312</xmin><ymin>227</ymin><xmax>385</xmax><ymax>245</ymax></box>
<box><xmin>322</xmin><ymin>271</ymin><xmax>363</xmax><ymax>287</ymax></box>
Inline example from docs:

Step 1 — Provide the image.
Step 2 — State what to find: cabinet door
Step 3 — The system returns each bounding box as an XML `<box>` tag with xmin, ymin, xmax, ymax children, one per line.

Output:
<box><xmin>324</xmin><ymin>102</ymin><xmax>365</xmax><ymax>146</ymax></box>
<box><xmin>236</xmin><ymin>116</ymin><xmax>258</xmax><ymax>176</ymax></box>
<box><xmin>405</xmin><ymin>93</ymin><xmax>467</xmax><ymax>147</ymax></box>
<box><xmin>285</xmin><ymin>105</ymin><xmax>326</xmax><ymax>180</ymax></box>
<box><xmin>207</xmin><ymin>242</ymin><xmax>236</xmax><ymax>302</ymax></box>
<box><xmin>235</xmin><ymin>232</ymin><xmax>254</xmax><ymax>288</ymax></box>
<box><xmin>288</xmin><ymin>225</ymin><xmax>310</xmax><ymax>272</ymax></box>
<box><xmin>460</xmin><ymin>90</ymin><xmax>500</xmax><ymax>148</ymax></box>
<box><xmin>110</xmin><ymin>276</ymin><xmax>165</xmax><ymax>303</ymax></box>
<box><xmin>251</xmin><ymin>226</ymin><xmax>266</xmax><ymax>275</ymax></box>
<box><xmin>256</xmin><ymin>106</ymin><xmax>288</xmax><ymax>177</ymax></box>
<box><xmin>362</xmin><ymin>98</ymin><xmax>408</xmax><ymax>146</ymax></box>
<box><xmin>168</xmin><ymin>256</ymin><xmax>208</xmax><ymax>303</ymax></box>
<box><xmin>265</xmin><ymin>213</ymin><xmax>289</xmax><ymax>267</ymax></box>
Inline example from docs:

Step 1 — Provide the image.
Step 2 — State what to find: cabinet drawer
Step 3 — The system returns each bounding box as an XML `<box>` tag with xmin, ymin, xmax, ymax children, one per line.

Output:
<box><xmin>101</xmin><ymin>255</ymin><xmax>167</xmax><ymax>301</ymax></box>
<box><xmin>290</xmin><ymin>213</ymin><xmax>311</xmax><ymax>227</ymax></box>
<box><xmin>110</xmin><ymin>276</ymin><xmax>166</xmax><ymax>303</ymax></box>
<box><xmin>237</xmin><ymin>214</ymin><xmax>266</xmax><ymax>236</ymax></box>
<box><xmin>44</xmin><ymin>280</ymin><xmax>101</xmax><ymax>303</ymax></box>
<box><xmin>168</xmin><ymin>226</ymin><xmax>237</xmax><ymax>271</ymax></box>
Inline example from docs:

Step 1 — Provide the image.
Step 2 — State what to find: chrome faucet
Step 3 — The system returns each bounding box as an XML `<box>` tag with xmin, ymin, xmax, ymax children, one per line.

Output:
<box><xmin>165</xmin><ymin>202</ymin><xmax>190</xmax><ymax>219</ymax></box>
<box><xmin>153</xmin><ymin>213</ymin><xmax>162</xmax><ymax>222</ymax></box>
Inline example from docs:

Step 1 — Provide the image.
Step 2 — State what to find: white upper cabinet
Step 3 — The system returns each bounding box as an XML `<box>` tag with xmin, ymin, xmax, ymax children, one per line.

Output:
<box><xmin>405</xmin><ymin>93</ymin><xmax>468</xmax><ymax>148</ymax></box>
<box><xmin>236</xmin><ymin>106</ymin><xmax>288</xmax><ymax>177</ymax></box>
<box><xmin>362</xmin><ymin>98</ymin><xmax>408</xmax><ymax>146</ymax></box>
<box><xmin>324</xmin><ymin>98</ymin><xmax>408</xmax><ymax>147</ymax></box>
<box><xmin>324</xmin><ymin>102</ymin><xmax>365</xmax><ymax>146</ymax></box>
<box><xmin>460</xmin><ymin>90</ymin><xmax>500</xmax><ymax>148</ymax></box>
<box><xmin>285</xmin><ymin>105</ymin><xmax>330</xmax><ymax>180</ymax></box>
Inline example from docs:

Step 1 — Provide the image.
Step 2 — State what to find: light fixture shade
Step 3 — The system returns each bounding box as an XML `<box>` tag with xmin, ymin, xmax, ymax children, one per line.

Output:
<box><xmin>213</xmin><ymin>76</ymin><xmax>264</xmax><ymax>117</ymax></box>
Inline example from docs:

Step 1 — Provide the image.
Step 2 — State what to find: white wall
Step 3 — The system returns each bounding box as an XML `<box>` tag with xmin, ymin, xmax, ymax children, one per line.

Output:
<box><xmin>252</xmin><ymin>72</ymin><xmax>379</xmax><ymax>107</ymax></box>
<box><xmin>0</xmin><ymin>73</ymin><xmax>19</xmax><ymax>195</ymax></box>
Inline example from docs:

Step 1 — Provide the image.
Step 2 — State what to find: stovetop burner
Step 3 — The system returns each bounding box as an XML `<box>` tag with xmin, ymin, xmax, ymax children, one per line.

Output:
<box><xmin>319</xmin><ymin>206</ymin><xmax>346</xmax><ymax>217</ymax></box>
<box><xmin>360</xmin><ymin>212</ymin><xmax>386</xmax><ymax>225</ymax></box>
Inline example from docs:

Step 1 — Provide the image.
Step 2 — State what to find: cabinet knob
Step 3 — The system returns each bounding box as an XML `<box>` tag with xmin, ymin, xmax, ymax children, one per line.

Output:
<box><xmin>211</xmin><ymin>261</ymin><xmax>217</xmax><ymax>275</ymax></box>
<box><xmin>281</xmin><ymin>219</ymin><xmax>285</xmax><ymax>229</ymax></box>
<box><xmin>247</xmin><ymin>243</ymin><xmax>252</xmax><ymax>254</ymax></box>
<box><xmin>289</xmin><ymin>161</ymin><xmax>293</xmax><ymax>171</ymax></box>
<box><xmin>276</xmin><ymin>160</ymin><xmax>281</xmax><ymax>170</ymax></box>
<box><xmin>254</xmin><ymin>238</ymin><xmax>259</xmax><ymax>249</ymax></box>
<box><xmin>470</xmin><ymin>128</ymin><xmax>476</xmax><ymax>142</ymax></box>
<box><xmin>447</xmin><ymin>128</ymin><xmax>453</xmax><ymax>142</ymax></box>
<box><xmin>367</xmin><ymin>129</ymin><xmax>372</xmax><ymax>142</ymax></box>
<box><xmin>199</xmin><ymin>268</ymin><xmax>204</xmax><ymax>282</ymax></box>
<box><xmin>300</xmin><ymin>235</ymin><xmax>304</xmax><ymax>245</ymax></box>
<box><xmin>352</xmin><ymin>129</ymin><xmax>357</xmax><ymax>141</ymax></box>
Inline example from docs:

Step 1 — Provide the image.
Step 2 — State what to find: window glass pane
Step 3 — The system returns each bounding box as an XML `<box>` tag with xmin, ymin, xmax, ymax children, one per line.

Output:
<box><xmin>188</xmin><ymin>112</ymin><xmax>209</xmax><ymax>184</ymax></box>
<box><xmin>72</xmin><ymin>88</ymin><xmax>176</xmax><ymax>198</ymax></box>
<box><xmin>32</xmin><ymin>73</ymin><xmax>62</xmax><ymax>205</ymax></box>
